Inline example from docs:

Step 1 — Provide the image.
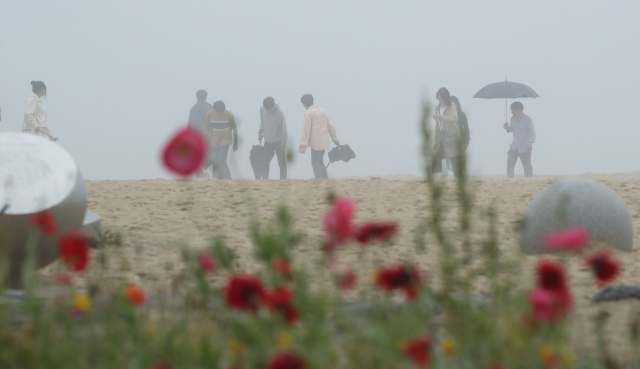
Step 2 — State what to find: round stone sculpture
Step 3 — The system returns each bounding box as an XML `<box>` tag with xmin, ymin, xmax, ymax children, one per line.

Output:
<box><xmin>0</xmin><ymin>133</ymin><xmax>87</xmax><ymax>288</ymax></box>
<box><xmin>520</xmin><ymin>178</ymin><xmax>634</xmax><ymax>254</ymax></box>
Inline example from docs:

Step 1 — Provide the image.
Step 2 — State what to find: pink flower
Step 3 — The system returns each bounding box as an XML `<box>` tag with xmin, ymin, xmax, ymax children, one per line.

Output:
<box><xmin>530</xmin><ymin>287</ymin><xmax>573</xmax><ymax>322</ymax></box>
<box><xmin>322</xmin><ymin>197</ymin><xmax>356</xmax><ymax>253</ymax></box>
<box><xmin>544</xmin><ymin>228</ymin><xmax>590</xmax><ymax>251</ymax></box>
<box><xmin>161</xmin><ymin>127</ymin><xmax>208</xmax><ymax>177</ymax></box>
<box><xmin>199</xmin><ymin>253</ymin><xmax>216</xmax><ymax>274</ymax></box>
<box><xmin>334</xmin><ymin>268</ymin><xmax>357</xmax><ymax>291</ymax></box>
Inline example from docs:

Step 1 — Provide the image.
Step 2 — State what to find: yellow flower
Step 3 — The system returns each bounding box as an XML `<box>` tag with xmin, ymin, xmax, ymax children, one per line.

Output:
<box><xmin>73</xmin><ymin>294</ymin><xmax>92</xmax><ymax>312</ymax></box>
<box><xmin>228</xmin><ymin>339</ymin><xmax>246</xmax><ymax>358</ymax></box>
<box><xmin>539</xmin><ymin>345</ymin><xmax>560</xmax><ymax>367</ymax></box>
<box><xmin>441</xmin><ymin>337</ymin><xmax>456</xmax><ymax>356</ymax></box>
<box><xmin>276</xmin><ymin>332</ymin><xmax>292</xmax><ymax>349</ymax></box>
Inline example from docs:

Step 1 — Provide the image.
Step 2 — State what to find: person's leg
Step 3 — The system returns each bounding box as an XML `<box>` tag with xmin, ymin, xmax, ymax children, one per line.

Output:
<box><xmin>262</xmin><ymin>141</ymin><xmax>277</xmax><ymax>180</ymax></box>
<box><xmin>520</xmin><ymin>149</ymin><xmax>533</xmax><ymax>177</ymax></box>
<box><xmin>506</xmin><ymin>147</ymin><xmax>519</xmax><ymax>178</ymax></box>
<box><xmin>311</xmin><ymin>149</ymin><xmax>322</xmax><ymax>179</ymax></box>
<box><xmin>273</xmin><ymin>141</ymin><xmax>287</xmax><ymax>180</ymax></box>
<box><xmin>448</xmin><ymin>156</ymin><xmax>460</xmax><ymax>178</ymax></box>
<box><xmin>318</xmin><ymin>150</ymin><xmax>328</xmax><ymax>179</ymax></box>
<box><xmin>216</xmin><ymin>145</ymin><xmax>232</xmax><ymax>180</ymax></box>
<box><xmin>431</xmin><ymin>146</ymin><xmax>444</xmax><ymax>175</ymax></box>
<box><xmin>311</xmin><ymin>149</ymin><xmax>328</xmax><ymax>179</ymax></box>
<box><xmin>209</xmin><ymin>148</ymin><xmax>219</xmax><ymax>179</ymax></box>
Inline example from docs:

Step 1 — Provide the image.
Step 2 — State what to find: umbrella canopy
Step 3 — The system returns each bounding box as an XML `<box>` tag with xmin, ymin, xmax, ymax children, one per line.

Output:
<box><xmin>472</xmin><ymin>81</ymin><xmax>539</xmax><ymax>99</ymax></box>
<box><xmin>472</xmin><ymin>79</ymin><xmax>540</xmax><ymax>122</ymax></box>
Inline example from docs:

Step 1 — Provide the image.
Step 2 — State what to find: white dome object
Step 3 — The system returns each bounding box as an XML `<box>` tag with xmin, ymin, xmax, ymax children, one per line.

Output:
<box><xmin>0</xmin><ymin>133</ymin><xmax>87</xmax><ymax>288</ymax></box>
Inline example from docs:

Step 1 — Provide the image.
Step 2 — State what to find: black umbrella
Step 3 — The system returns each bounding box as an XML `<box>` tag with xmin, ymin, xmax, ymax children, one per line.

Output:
<box><xmin>472</xmin><ymin>77</ymin><xmax>540</xmax><ymax>123</ymax></box>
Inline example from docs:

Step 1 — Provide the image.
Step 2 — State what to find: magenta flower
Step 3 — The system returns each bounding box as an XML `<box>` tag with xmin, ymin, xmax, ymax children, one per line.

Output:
<box><xmin>199</xmin><ymin>253</ymin><xmax>216</xmax><ymax>274</ymax></box>
<box><xmin>162</xmin><ymin>127</ymin><xmax>208</xmax><ymax>177</ymax></box>
<box><xmin>322</xmin><ymin>197</ymin><xmax>356</xmax><ymax>254</ymax></box>
<box><xmin>544</xmin><ymin>228</ymin><xmax>590</xmax><ymax>251</ymax></box>
<box><xmin>530</xmin><ymin>287</ymin><xmax>573</xmax><ymax>322</ymax></box>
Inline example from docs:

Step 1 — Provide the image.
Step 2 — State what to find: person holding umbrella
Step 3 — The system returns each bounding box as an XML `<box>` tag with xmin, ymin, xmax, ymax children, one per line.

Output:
<box><xmin>503</xmin><ymin>101</ymin><xmax>535</xmax><ymax>178</ymax></box>
<box><xmin>432</xmin><ymin>88</ymin><xmax>462</xmax><ymax>178</ymax></box>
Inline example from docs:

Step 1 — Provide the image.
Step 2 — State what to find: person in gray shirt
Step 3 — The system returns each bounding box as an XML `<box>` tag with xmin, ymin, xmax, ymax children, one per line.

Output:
<box><xmin>188</xmin><ymin>89</ymin><xmax>212</xmax><ymax>177</ymax></box>
<box><xmin>503</xmin><ymin>101</ymin><xmax>536</xmax><ymax>178</ymax></box>
<box><xmin>258</xmin><ymin>97</ymin><xmax>288</xmax><ymax>180</ymax></box>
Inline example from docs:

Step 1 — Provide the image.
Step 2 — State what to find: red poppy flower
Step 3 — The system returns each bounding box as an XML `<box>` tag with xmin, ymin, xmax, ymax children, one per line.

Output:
<box><xmin>126</xmin><ymin>285</ymin><xmax>146</xmax><ymax>306</ymax></box>
<box><xmin>353</xmin><ymin>222</ymin><xmax>398</xmax><ymax>244</ymax></box>
<box><xmin>585</xmin><ymin>249</ymin><xmax>621</xmax><ymax>286</ymax></box>
<box><xmin>263</xmin><ymin>288</ymin><xmax>300</xmax><ymax>324</ymax></box>
<box><xmin>335</xmin><ymin>268</ymin><xmax>357</xmax><ymax>291</ymax></box>
<box><xmin>58</xmin><ymin>231</ymin><xmax>90</xmax><ymax>272</ymax></box>
<box><xmin>224</xmin><ymin>274</ymin><xmax>266</xmax><ymax>312</ymax></box>
<box><xmin>536</xmin><ymin>259</ymin><xmax>567</xmax><ymax>292</ymax></box>
<box><xmin>199</xmin><ymin>252</ymin><xmax>216</xmax><ymax>274</ymax></box>
<box><xmin>153</xmin><ymin>361</ymin><xmax>172</xmax><ymax>369</ymax></box>
<box><xmin>544</xmin><ymin>228</ymin><xmax>590</xmax><ymax>251</ymax></box>
<box><xmin>268</xmin><ymin>352</ymin><xmax>306</xmax><ymax>369</ymax></box>
<box><xmin>374</xmin><ymin>264</ymin><xmax>421</xmax><ymax>301</ymax></box>
<box><xmin>403</xmin><ymin>336</ymin><xmax>432</xmax><ymax>368</ymax></box>
<box><xmin>28</xmin><ymin>210</ymin><xmax>58</xmax><ymax>236</ymax></box>
<box><xmin>273</xmin><ymin>257</ymin><xmax>292</xmax><ymax>278</ymax></box>
<box><xmin>161</xmin><ymin>127</ymin><xmax>208</xmax><ymax>177</ymax></box>
<box><xmin>529</xmin><ymin>287</ymin><xmax>573</xmax><ymax>322</ymax></box>
<box><xmin>323</xmin><ymin>197</ymin><xmax>356</xmax><ymax>251</ymax></box>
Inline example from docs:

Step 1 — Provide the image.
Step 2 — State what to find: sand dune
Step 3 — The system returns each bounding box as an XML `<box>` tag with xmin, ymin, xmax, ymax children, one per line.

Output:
<box><xmin>39</xmin><ymin>173</ymin><xmax>640</xmax><ymax>358</ymax></box>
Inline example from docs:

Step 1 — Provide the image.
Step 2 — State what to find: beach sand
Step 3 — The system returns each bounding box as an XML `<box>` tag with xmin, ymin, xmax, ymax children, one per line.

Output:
<box><xmin>40</xmin><ymin>173</ymin><xmax>640</xmax><ymax>360</ymax></box>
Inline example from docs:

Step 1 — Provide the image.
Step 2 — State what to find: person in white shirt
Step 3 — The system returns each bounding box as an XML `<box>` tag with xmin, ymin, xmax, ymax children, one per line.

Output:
<box><xmin>22</xmin><ymin>81</ymin><xmax>58</xmax><ymax>142</ymax></box>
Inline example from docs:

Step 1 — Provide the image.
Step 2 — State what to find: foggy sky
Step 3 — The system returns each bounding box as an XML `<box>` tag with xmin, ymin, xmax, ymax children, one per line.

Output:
<box><xmin>1</xmin><ymin>1</ymin><xmax>639</xmax><ymax>180</ymax></box>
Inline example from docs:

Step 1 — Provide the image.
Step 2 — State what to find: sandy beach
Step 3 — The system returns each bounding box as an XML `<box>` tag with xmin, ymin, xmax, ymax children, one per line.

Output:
<box><xmin>39</xmin><ymin>173</ymin><xmax>640</xmax><ymax>358</ymax></box>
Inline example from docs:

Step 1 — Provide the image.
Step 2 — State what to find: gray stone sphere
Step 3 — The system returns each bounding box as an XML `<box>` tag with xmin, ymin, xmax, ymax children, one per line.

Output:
<box><xmin>520</xmin><ymin>178</ymin><xmax>634</xmax><ymax>254</ymax></box>
<box><xmin>0</xmin><ymin>133</ymin><xmax>87</xmax><ymax>288</ymax></box>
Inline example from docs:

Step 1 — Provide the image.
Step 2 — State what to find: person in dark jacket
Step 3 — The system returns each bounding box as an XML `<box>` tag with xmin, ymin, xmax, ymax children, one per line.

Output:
<box><xmin>451</xmin><ymin>96</ymin><xmax>470</xmax><ymax>151</ymax></box>
<box><xmin>188</xmin><ymin>90</ymin><xmax>212</xmax><ymax>177</ymax></box>
<box><xmin>258</xmin><ymin>97</ymin><xmax>288</xmax><ymax>180</ymax></box>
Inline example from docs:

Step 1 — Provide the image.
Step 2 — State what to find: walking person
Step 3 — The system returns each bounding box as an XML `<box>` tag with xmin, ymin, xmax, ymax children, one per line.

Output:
<box><xmin>22</xmin><ymin>81</ymin><xmax>58</xmax><ymax>141</ymax></box>
<box><xmin>203</xmin><ymin>100</ymin><xmax>238</xmax><ymax>180</ymax></box>
<box><xmin>431</xmin><ymin>88</ymin><xmax>462</xmax><ymax>177</ymax></box>
<box><xmin>258</xmin><ymin>97</ymin><xmax>288</xmax><ymax>180</ymax></box>
<box><xmin>298</xmin><ymin>94</ymin><xmax>339</xmax><ymax>179</ymax></box>
<box><xmin>188</xmin><ymin>89</ymin><xmax>212</xmax><ymax>177</ymax></box>
<box><xmin>503</xmin><ymin>101</ymin><xmax>535</xmax><ymax>178</ymax></box>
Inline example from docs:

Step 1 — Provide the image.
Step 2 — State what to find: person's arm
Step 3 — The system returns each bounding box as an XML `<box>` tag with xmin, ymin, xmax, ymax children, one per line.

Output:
<box><xmin>327</xmin><ymin>116</ymin><xmax>339</xmax><ymax>145</ymax></box>
<box><xmin>258</xmin><ymin>108</ymin><xmax>265</xmax><ymax>142</ymax></box>
<box><xmin>187</xmin><ymin>108</ymin><xmax>195</xmax><ymax>127</ymax></box>
<box><xmin>280</xmin><ymin>112</ymin><xmax>288</xmax><ymax>149</ymax></box>
<box><xmin>504</xmin><ymin>121</ymin><xmax>513</xmax><ymax>133</ymax></box>
<box><xmin>230</xmin><ymin>115</ymin><xmax>238</xmax><ymax>151</ymax></box>
<box><xmin>298</xmin><ymin>112</ymin><xmax>311</xmax><ymax>153</ymax></box>
<box><xmin>202</xmin><ymin>112</ymin><xmax>211</xmax><ymax>144</ymax></box>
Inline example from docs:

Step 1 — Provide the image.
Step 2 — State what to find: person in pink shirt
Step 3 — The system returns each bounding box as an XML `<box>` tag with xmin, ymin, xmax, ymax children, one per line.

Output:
<box><xmin>298</xmin><ymin>94</ymin><xmax>339</xmax><ymax>179</ymax></box>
